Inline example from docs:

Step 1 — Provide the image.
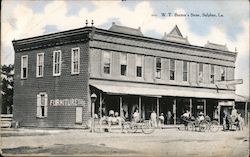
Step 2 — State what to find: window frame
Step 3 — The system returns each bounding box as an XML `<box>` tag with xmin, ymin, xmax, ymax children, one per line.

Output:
<box><xmin>220</xmin><ymin>66</ymin><xmax>226</xmax><ymax>81</ymax></box>
<box><xmin>53</xmin><ymin>50</ymin><xmax>62</xmax><ymax>76</ymax></box>
<box><xmin>36</xmin><ymin>92</ymin><xmax>48</xmax><ymax>118</ymax></box>
<box><xmin>36</xmin><ymin>53</ymin><xmax>44</xmax><ymax>78</ymax></box>
<box><xmin>210</xmin><ymin>64</ymin><xmax>215</xmax><ymax>84</ymax></box>
<box><xmin>170</xmin><ymin>59</ymin><xmax>175</xmax><ymax>81</ymax></box>
<box><xmin>103</xmin><ymin>51</ymin><xmax>111</xmax><ymax>75</ymax></box>
<box><xmin>120</xmin><ymin>53</ymin><xmax>128</xmax><ymax>76</ymax></box>
<box><xmin>71</xmin><ymin>47</ymin><xmax>80</xmax><ymax>75</ymax></box>
<box><xmin>21</xmin><ymin>55</ymin><xmax>28</xmax><ymax>79</ymax></box>
<box><xmin>136</xmin><ymin>54</ymin><xmax>143</xmax><ymax>78</ymax></box>
<box><xmin>198</xmin><ymin>63</ymin><xmax>203</xmax><ymax>83</ymax></box>
<box><xmin>155</xmin><ymin>57</ymin><xmax>161</xmax><ymax>79</ymax></box>
<box><xmin>183</xmin><ymin>61</ymin><xmax>188</xmax><ymax>82</ymax></box>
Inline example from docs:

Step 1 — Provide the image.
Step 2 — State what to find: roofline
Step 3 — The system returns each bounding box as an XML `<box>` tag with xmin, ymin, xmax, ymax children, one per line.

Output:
<box><xmin>12</xmin><ymin>27</ymin><xmax>93</xmax><ymax>45</ymax></box>
<box><xmin>95</xmin><ymin>27</ymin><xmax>237</xmax><ymax>56</ymax></box>
<box><xmin>12</xmin><ymin>26</ymin><xmax>237</xmax><ymax>56</ymax></box>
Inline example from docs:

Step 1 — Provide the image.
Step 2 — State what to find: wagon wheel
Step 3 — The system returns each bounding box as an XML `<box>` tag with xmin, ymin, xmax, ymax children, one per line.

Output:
<box><xmin>199</xmin><ymin>121</ymin><xmax>208</xmax><ymax>132</ymax></box>
<box><xmin>121</xmin><ymin>122</ymin><xmax>129</xmax><ymax>133</ymax></box>
<box><xmin>124</xmin><ymin>122</ymin><xmax>137</xmax><ymax>133</ymax></box>
<box><xmin>187</xmin><ymin>122</ymin><xmax>194</xmax><ymax>131</ymax></box>
<box><xmin>210</xmin><ymin>120</ymin><xmax>219</xmax><ymax>132</ymax></box>
<box><xmin>142</xmin><ymin>120</ymin><xmax>155</xmax><ymax>134</ymax></box>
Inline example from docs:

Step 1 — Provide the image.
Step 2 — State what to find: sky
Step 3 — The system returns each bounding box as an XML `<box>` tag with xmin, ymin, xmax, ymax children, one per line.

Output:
<box><xmin>1</xmin><ymin>0</ymin><xmax>249</xmax><ymax>98</ymax></box>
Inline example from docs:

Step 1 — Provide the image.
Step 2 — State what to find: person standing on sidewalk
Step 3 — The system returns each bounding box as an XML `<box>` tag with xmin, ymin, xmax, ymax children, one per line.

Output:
<box><xmin>150</xmin><ymin>111</ymin><xmax>157</xmax><ymax>127</ymax></box>
<box><xmin>159</xmin><ymin>113</ymin><xmax>165</xmax><ymax>129</ymax></box>
<box><xmin>167</xmin><ymin>110</ymin><xmax>172</xmax><ymax>124</ymax></box>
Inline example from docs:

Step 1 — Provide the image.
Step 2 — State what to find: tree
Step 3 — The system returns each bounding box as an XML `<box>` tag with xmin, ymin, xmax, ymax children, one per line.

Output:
<box><xmin>1</xmin><ymin>64</ymin><xmax>14</xmax><ymax>114</ymax></box>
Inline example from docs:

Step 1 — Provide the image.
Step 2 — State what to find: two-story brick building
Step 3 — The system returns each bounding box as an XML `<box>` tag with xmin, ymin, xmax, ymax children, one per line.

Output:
<box><xmin>12</xmin><ymin>23</ymin><xmax>244</xmax><ymax>128</ymax></box>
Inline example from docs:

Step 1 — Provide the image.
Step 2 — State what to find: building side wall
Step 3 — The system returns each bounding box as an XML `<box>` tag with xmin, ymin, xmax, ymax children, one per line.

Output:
<box><xmin>13</xmin><ymin>41</ymin><xmax>90</xmax><ymax>127</ymax></box>
<box><xmin>89</xmin><ymin>46</ymin><xmax>236</xmax><ymax>92</ymax></box>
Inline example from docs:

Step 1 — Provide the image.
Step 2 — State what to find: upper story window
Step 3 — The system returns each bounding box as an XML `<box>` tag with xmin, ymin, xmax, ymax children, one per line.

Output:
<box><xmin>53</xmin><ymin>50</ymin><xmax>61</xmax><ymax>76</ymax></box>
<box><xmin>120</xmin><ymin>53</ymin><xmax>127</xmax><ymax>76</ymax></box>
<box><xmin>21</xmin><ymin>55</ymin><xmax>28</xmax><ymax>79</ymax></box>
<box><xmin>136</xmin><ymin>55</ymin><xmax>143</xmax><ymax>77</ymax></box>
<box><xmin>37</xmin><ymin>92</ymin><xmax>48</xmax><ymax>118</ymax></box>
<box><xmin>103</xmin><ymin>51</ymin><xmax>111</xmax><ymax>74</ymax></box>
<box><xmin>210</xmin><ymin>65</ymin><xmax>215</xmax><ymax>83</ymax></box>
<box><xmin>170</xmin><ymin>59</ymin><xmax>175</xmax><ymax>80</ymax></box>
<box><xmin>155</xmin><ymin>57</ymin><xmax>161</xmax><ymax>79</ymax></box>
<box><xmin>183</xmin><ymin>61</ymin><xmax>188</xmax><ymax>81</ymax></box>
<box><xmin>198</xmin><ymin>63</ymin><xmax>203</xmax><ymax>83</ymax></box>
<box><xmin>221</xmin><ymin>66</ymin><xmax>226</xmax><ymax>81</ymax></box>
<box><xmin>71</xmin><ymin>48</ymin><xmax>80</xmax><ymax>74</ymax></box>
<box><xmin>36</xmin><ymin>53</ymin><xmax>44</xmax><ymax>77</ymax></box>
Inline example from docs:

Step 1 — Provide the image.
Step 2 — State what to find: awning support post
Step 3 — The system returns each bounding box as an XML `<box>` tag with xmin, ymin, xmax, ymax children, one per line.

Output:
<box><xmin>100</xmin><ymin>93</ymin><xmax>102</xmax><ymax>118</ymax></box>
<box><xmin>189</xmin><ymin>98</ymin><xmax>192</xmax><ymax>117</ymax></box>
<box><xmin>139</xmin><ymin>96</ymin><xmax>142</xmax><ymax>120</ymax></box>
<box><xmin>218</xmin><ymin>102</ymin><xmax>221</xmax><ymax>125</ymax></box>
<box><xmin>173</xmin><ymin>99</ymin><xmax>176</xmax><ymax>125</ymax></box>
<box><xmin>157</xmin><ymin>97</ymin><xmax>159</xmax><ymax>127</ymax></box>
<box><xmin>120</xmin><ymin>96</ymin><xmax>123</xmax><ymax>118</ymax></box>
<box><xmin>204</xmin><ymin>99</ymin><xmax>206</xmax><ymax>116</ymax></box>
<box><xmin>245</xmin><ymin>101</ymin><xmax>248</xmax><ymax>126</ymax></box>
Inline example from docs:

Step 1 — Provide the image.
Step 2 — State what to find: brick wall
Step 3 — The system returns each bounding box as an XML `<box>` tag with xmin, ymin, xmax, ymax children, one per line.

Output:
<box><xmin>13</xmin><ymin>41</ymin><xmax>90</xmax><ymax>128</ymax></box>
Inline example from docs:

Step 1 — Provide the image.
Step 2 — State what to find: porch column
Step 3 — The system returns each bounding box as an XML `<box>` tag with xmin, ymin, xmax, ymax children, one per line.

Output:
<box><xmin>139</xmin><ymin>96</ymin><xmax>142</xmax><ymax>120</ymax></box>
<box><xmin>218</xmin><ymin>104</ymin><xmax>221</xmax><ymax>125</ymax></box>
<box><xmin>173</xmin><ymin>98</ymin><xmax>176</xmax><ymax>125</ymax></box>
<box><xmin>99</xmin><ymin>93</ymin><xmax>102</xmax><ymax>118</ymax></box>
<box><xmin>120</xmin><ymin>96</ymin><xmax>123</xmax><ymax>118</ymax></box>
<box><xmin>245</xmin><ymin>101</ymin><xmax>248</xmax><ymax>125</ymax></box>
<box><xmin>203</xmin><ymin>99</ymin><xmax>206</xmax><ymax>116</ymax></box>
<box><xmin>157</xmin><ymin>97</ymin><xmax>160</xmax><ymax>127</ymax></box>
<box><xmin>157</xmin><ymin>97</ymin><xmax>160</xmax><ymax>118</ymax></box>
<box><xmin>189</xmin><ymin>98</ymin><xmax>192</xmax><ymax>117</ymax></box>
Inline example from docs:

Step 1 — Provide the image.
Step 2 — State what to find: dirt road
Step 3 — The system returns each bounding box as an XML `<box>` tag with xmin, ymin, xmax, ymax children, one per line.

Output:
<box><xmin>1</xmin><ymin>127</ymin><xmax>249</xmax><ymax>156</ymax></box>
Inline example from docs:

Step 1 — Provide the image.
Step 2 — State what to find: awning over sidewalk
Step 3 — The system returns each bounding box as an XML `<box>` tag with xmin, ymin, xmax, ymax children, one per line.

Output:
<box><xmin>90</xmin><ymin>83</ymin><xmax>238</xmax><ymax>100</ymax></box>
<box><xmin>234</xmin><ymin>95</ymin><xmax>249</xmax><ymax>102</ymax></box>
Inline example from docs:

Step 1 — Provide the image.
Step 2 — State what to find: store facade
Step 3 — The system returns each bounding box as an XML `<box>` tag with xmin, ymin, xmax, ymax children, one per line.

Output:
<box><xmin>12</xmin><ymin>23</ymin><xmax>245</xmax><ymax>128</ymax></box>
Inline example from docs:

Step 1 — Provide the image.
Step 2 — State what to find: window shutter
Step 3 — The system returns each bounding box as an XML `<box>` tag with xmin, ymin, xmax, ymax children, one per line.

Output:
<box><xmin>37</xmin><ymin>94</ymin><xmax>41</xmax><ymax>117</ymax></box>
<box><xmin>44</xmin><ymin>94</ymin><xmax>48</xmax><ymax>117</ymax></box>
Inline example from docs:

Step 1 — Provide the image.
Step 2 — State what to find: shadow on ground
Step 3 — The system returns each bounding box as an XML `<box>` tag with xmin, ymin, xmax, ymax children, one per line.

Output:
<box><xmin>2</xmin><ymin>143</ymin><xmax>138</xmax><ymax>155</ymax></box>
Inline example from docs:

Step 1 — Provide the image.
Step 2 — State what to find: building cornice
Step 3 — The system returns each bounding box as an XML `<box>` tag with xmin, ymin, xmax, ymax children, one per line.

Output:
<box><xmin>12</xmin><ymin>26</ymin><xmax>237</xmax><ymax>57</ymax></box>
